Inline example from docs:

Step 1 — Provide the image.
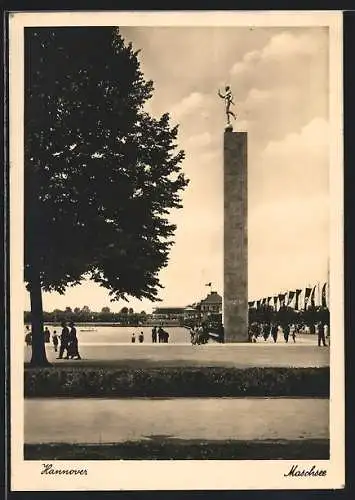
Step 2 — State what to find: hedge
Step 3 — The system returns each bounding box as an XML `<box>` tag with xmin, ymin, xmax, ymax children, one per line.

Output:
<box><xmin>24</xmin><ymin>439</ymin><xmax>329</xmax><ymax>460</ymax></box>
<box><xmin>24</xmin><ymin>366</ymin><xmax>329</xmax><ymax>398</ymax></box>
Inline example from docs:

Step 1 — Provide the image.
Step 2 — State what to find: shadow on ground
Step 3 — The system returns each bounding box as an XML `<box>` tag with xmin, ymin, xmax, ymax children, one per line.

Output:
<box><xmin>24</xmin><ymin>438</ymin><xmax>329</xmax><ymax>460</ymax></box>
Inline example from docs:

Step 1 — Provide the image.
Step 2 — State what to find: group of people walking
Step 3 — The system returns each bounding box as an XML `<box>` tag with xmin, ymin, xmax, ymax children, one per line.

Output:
<box><xmin>57</xmin><ymin>321</ymin><xmax>82</xmax><ymax>359</ymax></box>
<box><xmin>25</xmin><ymin>321</ymin><xmax>82</xmax><ymax>359</ymax></box>
<box><xmin>189</xmin><ymin>324</ymin><xmax>210</xmax><ymax>345</ymax></box>
<box><xmin>248</xmin><ymin>320</ymin><xmax>329</xmax><ymax>346</ymax></box>
<box><xmin>151</xmin><ymin>326</ymin><xmax>170</xmax><ymax>343</ymax></box>
<box><xmin>131</xmin><ymin>327</ymin><xmax>170</xmax><ymax>343</ymax></box>
<box><xmin>131</xmin><ymin>331</ymin><xmax>145</xmax><ymax>343</ymax></box>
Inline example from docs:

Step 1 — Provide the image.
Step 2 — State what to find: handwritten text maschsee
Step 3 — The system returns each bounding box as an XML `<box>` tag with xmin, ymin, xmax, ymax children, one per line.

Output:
<box><xmin>284</xmin><ymin>464</ymin><xmax>327</xmax><ymax>478</ymax></box>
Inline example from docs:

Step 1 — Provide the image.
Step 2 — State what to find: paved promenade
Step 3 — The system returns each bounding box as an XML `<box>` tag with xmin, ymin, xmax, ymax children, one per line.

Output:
<box><xmin>25</xmin><ymin>397</ymin><xmax>328</xmax><ymax>445</ymax></box>
<box><xmin>25</xmin><ymin>342</ymin><xmax>330</xmax><ymax>368</ymax></box>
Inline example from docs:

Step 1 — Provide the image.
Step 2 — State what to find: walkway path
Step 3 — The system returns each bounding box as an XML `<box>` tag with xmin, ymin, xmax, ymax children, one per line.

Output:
<box><xmin>25</xmin><ymin>342</ymin><xmax>329</xmax><ymax>368</ymax></box>
<box><xmin>25</xmin><ymin>397</ymin><xmax>328</xmax><ymax>444</ymax></box>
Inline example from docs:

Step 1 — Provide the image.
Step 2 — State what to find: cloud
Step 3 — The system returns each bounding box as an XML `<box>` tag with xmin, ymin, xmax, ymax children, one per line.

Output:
<box><xmin>246</xmin><ymin>88</ymin><xmax>271</xmax><ymax>103</ymax></box>
<box><xmin>227</xmin><ymin>30</ymin><xmax>329</xmax><ymax>150</ymax></box>
<box><xmin>170</xmin><ymin>92</ymin><xmax>207</xmax><ymax>121</ymax></box>
<box><xmin>247</xmin><ymin>117</ymin><xmax>329</xmax><ymax>297</ymax></box>
<box><xmin>184</xmin><ymin>131</ymin><xmax>213</xmax><ymax>149</ymax></box>
<box><xmin>248</xmin><ymin>193</ymin><xmax>329</xmax><ymax>298</ymax></box>
<box><xmin>252</xmin><ymin>117</ymin><xmax>329</xmax><ymax>202</ymax></box>
<box><xmin>231</xmin><ymin>30</ymin><xmax>327</xmax><ymax>76</ymax></box>
<box><xmin>264</xmin><ymin>116</ymin><xmax>328</xmax><ymax>154</ymax></box>
<box><xmin>262</xmin><ymin>31</ymin><xmax>326</xmax><ymax>59</ymax></box>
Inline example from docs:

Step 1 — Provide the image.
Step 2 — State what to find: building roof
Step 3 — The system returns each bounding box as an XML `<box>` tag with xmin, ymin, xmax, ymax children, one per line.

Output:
<box><xmin>153</xmin><ymin>307</ymin><xmax>186</xmax><ymax>314</ymax></box>
<box><xmin>200</xmin><ymin>291</ymin><xmax>222</xmax><ymax>305</ymax></box>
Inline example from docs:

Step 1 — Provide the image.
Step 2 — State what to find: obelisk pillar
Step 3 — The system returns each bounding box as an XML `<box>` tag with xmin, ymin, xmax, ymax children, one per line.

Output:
<box><xmin>224</xmin><ymin>130</ymin><xmax>248</xmax><ymax>342</ymax></box>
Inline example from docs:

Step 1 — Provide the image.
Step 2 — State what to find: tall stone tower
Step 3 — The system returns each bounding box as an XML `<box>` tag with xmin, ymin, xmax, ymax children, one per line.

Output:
<box><xmin>224</xmin><ymin>130</ymin><xmax>248</xmax><ymax>342</ymax></box>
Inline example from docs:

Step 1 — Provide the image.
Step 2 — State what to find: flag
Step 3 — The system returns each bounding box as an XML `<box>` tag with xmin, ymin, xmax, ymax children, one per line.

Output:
<box><xmin>267</xmin><ymin>297</ymin><xmax>272</xmax><ymax>305</ymax></box>
<box><xmin>205</xmin><ymin>282</ymin><xmax>212</xmax><ymax>287</ymax></box>
<box><xmin>309</xmin><ymin>285</ymin><xmax>316</xmax><ymax>307</ymax></box>
<box><xmin>278</xmin><ymin>293</ymin><xmax>285</xmax><ymax>307</ymax></box>
<box><xmin>321</xmin><ymin>283</ymin><xmax>328</xmax><ymax>308</ymax></box>
<box><xmin>304</xmin><ymin>287</ymin><xmax>312</xmax><ymax>309</ymax></box>
<box><xmin>294</xmin><ymin>289</ymin><xmax>302</xmax><ymax>310</ymax></box>
<box><xmin>273</xmin><ymin>296</ymin><xmax>278</xmax><ymax>308</ymax></box>
<box><xmin>287</xmin><ymin>291</ymin><xmax>295</xmax><ymax>306</ymax></box>
<box><xmin>248</xmin><ymin>301</ymin><xmax>254</xmax><ymax>308</ymax></box>
<box><xmin>256</xmin><ymin>300</ymin><xmax>261</xmax><ymax>309</ymax></box>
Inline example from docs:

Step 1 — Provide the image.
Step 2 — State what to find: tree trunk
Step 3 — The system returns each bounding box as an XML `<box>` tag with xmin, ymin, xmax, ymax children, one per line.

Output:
<box><xmin>29</xmin><ymin>266</ymin><xmax>49</xmax><ymax>366</ymax></box>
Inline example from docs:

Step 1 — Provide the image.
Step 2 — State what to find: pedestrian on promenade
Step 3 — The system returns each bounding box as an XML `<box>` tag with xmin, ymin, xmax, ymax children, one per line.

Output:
<box><xmin>158</xmin><ymin>327</ymin><xmax>164</xmax><ymax>343</ymax></box>
<box><xmin>138</xmin><ymin>331</ymin><xmax>144</xmax><ymax>343</ymax></box>
<box><xmin>283</xmin><ymin>324</ymin><xmax>290</xmax><ymax>343</ymax></box>
<box><xmin>131</xmin><ymin>332</ymin><xmax>136</xmax><ymax>343</ymax></box>
<box><xmin>57</xmin><ymin>321</ymin><xmax>70</xmax><ymax>359</ymax></box>
<box><xmin>152</xmin><ymin>326</ymin><xmax>157</xmax><ymax>343</ymax></box>
<box><xmin>68</xmin><ymin>321</ymin><xmax>81</xmax><ymax>359</ymax></box>
<box><xmin>271</xmin><ymin>323</ymin><xmax>278</xmax><ymax>343</ymax></box>
<box><xmin>25</xmin><ymin>325</ymin><xmax>32</xmax><ymax>346</ymax></box>
<box><xmin>52</xmin><ymin>330</ymin><xmax>59</xmax><ymax>352</ymax></box>
<box><xmin>317</xmin><ymin>320</ymin><xmax>327</xmax><ymax>347</ymax></box>
<box><xmin>324</xmin><ymin>323</ymin><xmax>330</xmax><ymax>346</ymax></box>
<box><xmin>290</xmin><ymin>324</ymin><xmax>296</xmax><ymax>343</ymax></box>
<box><xmin>218</xmin><ymin>324</ymin><xmax>224</xmax><ymax>343</ymax></box>
<box><xmin>249</xmin><ymin>322</ymin><xmax>259</xmax><ymax>343</ymax></box>
<box><xmin>196</xmin><ymin>324</ymin><xmax>204</xmax><ymax>345</ymax></box>
<box><xmin>262</xmin><ymin>323</ymin><xmax>270</xmax><ymax>341</ymax></box>
<box><xmin>200</xmin><ymin>324</ymin><xmax>209</xmax><ymax>344</ymax></box>
<box><xmin>44</xmin><ymin>327</ymin><xmax>51</xmax><ymax>343</ymax></box>
<box><xmin>163</xmin><ymin>329</ymin><xmax>169</xmax><ymax>343</ymax></box>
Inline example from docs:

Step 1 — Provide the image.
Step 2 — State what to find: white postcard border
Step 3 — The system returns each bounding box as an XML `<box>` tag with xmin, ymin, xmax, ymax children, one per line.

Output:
<box><xmin>9</xmin><ymin>10</ymin><xmax>344</xmax><ymax>491</ymax></box>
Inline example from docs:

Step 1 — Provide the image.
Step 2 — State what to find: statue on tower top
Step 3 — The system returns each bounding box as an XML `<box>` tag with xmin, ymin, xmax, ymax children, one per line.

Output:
<box><xmin>218</xmin><ymin>85</ymin><xmax>237</xmax><ymax>130</ymax></box>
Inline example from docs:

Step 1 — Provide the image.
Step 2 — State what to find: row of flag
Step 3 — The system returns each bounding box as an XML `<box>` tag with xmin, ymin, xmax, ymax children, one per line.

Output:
<box><xmin>248</xmin><ymin>283</ymin><xmax>329</xmax><ymax>311</ymax></box>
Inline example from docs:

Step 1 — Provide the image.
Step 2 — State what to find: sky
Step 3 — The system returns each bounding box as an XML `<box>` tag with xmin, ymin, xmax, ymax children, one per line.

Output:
<box><xmin>25</xmin><ymin>25</ymin><xmax>330</xmax><ymax>314</ymax></box>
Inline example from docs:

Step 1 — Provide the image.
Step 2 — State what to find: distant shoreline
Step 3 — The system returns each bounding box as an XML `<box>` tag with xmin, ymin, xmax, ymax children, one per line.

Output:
<box><xmin>25</xmin><ymin>322</ymin><xmax>188</xmax><ymax>328</ymax></box>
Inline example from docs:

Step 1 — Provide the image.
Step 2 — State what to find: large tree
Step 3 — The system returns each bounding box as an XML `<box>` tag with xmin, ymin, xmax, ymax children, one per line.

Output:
<box><xmin>25</xmin><ymin>27</ymin><xmax>188</xmax><ymax>365</ymax></box>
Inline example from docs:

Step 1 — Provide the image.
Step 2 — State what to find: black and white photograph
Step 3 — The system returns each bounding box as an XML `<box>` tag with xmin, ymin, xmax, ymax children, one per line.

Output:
<box><xmin>9</xmin><ymin>10</ymin><xmax>344</xmax><ymax>491</ymax></box>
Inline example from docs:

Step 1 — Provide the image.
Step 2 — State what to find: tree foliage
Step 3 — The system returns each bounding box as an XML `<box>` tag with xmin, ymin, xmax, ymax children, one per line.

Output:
<box><xmin>25</xmin><ymin>27</ymin><xmax>188</xmax><ymax>303</ymax></box>
<box><xmin>25</xmin><ymin>27</ymin><xmax>188</xmax><ymax>365</ymax></box>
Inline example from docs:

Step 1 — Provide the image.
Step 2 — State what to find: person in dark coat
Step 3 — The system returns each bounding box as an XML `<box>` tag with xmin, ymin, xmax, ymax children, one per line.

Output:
<box><xmin>68</xmin><ymin>321</ymin><xmax>81</xmax><ymax>359</ymax></box>
<box><xmin>25</xmin><ymin>326</ymin><xmax>32</xmax><ymax>346</ymax></box>
<box><xmin>164</xmin><ymin>329</ymin><xmax>170</xmax><ymax>343</ymax></box>
<box><xmin>262</xmin><ymin>323</ymin><xmax>270</xmax><ymax>341</ymax></box>
<box><xmin>271</xmin><ymin>323</ymin><xmax>278</xmax><ymax>343</ymax></box>
<box><xmin>138</xmin><ymin>331</ymin><xmax>144</xmax><ymax>343</ymax></box>
<box><xmin>283</xmin><ymin>324</ymin><xmax>290</xmax><ymax>343</ymax></box>
<box><xmin>44</xmin><ymin>327</ymin><xmax>51</xmax><ymax>343</ymax></box>
<box><xmin>158</xmin><ymin>327</ymin><xmax>164</xmax><ymax>343</ymax></box>
<box><xmin>57</xmin><ymin>321</ymin><xmax>70</xmax><ymax>359</ymax></box>
<box><xmin>151</xmin><ymin>327</ymin><xmax>157</xmax><ymax>343</ymax></box>
<box><xmin>250</xmin><ymin>322</ymin><xmax>259</xmax><ymax>343</ymax></box>
<box><xmin>131</xmin><ymin>333</ymin><xmax>136</xmax><ymax>343</ymax></box>
<box><xmin>218</xmin><ymin>324</ymin><xmax>225</xmax><ymax>343</ymax></box>
<box><xmin>317</xmin><ymin>320</ymin><xmax>327</xmax><ymax>347</ymax></box>
<box><xmin>52</xmin><ymin>330</ymin><xmax>59</xmax><ymax>352</ymax></box>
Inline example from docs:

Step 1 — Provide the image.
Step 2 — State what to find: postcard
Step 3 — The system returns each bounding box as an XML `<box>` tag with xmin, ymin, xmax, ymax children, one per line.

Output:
<box><xmin>9</xmin><ymin>10</ymin><xmax>344</xmax><ymax>491</ymax></box>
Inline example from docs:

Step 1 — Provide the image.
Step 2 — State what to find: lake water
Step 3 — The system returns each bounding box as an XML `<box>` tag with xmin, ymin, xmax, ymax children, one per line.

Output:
<box><xmin>42</xmin><ymin>325</ymin><xmax>192</xmax><ymax>345</ymax></box>
<box><xmin>28</xmin><ymin>324</ymin><xmax>318</xmax><ymax>346</ymax></box>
